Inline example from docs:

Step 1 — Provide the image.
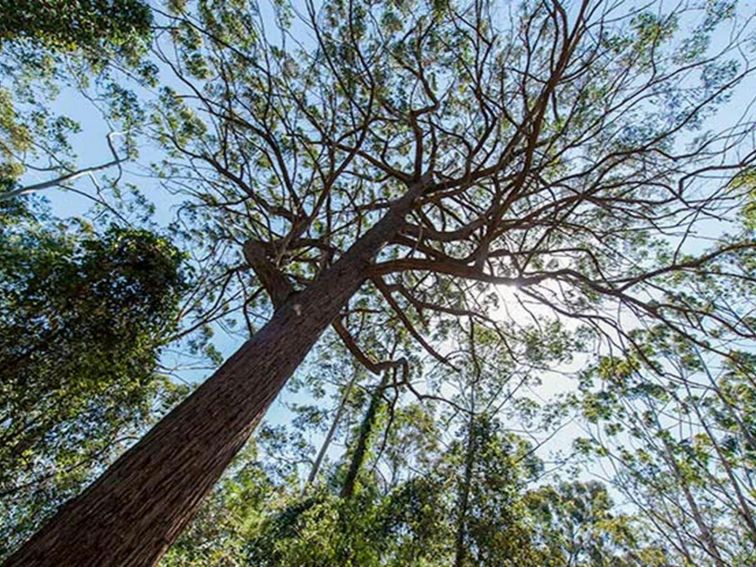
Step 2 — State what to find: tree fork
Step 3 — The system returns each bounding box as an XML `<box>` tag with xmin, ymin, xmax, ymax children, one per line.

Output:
<box><xmin>4</xmin><ymin>177</ymin><xmax>430</xmax><ymax>567</ymax></box>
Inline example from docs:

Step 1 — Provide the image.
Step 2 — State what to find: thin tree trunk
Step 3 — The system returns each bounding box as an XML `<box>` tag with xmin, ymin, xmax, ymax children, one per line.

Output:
<box><xmin>657</xmin><ymin>432</ymin><xmax>727</xmax><ymax>567</ymax></box>
<box><xmin>303</xmin><ymin>367</ymin><xmax>359</xmax><ymax>492</ymax></box>
<box><xmin>4</xmin><ymin>180</ymin><xmax>428</xmax><ymax>567</ymax></box>
<box><xmin>340</xmin><ymin>371</ymin><xmax>388</xmax><ymax>499</ymax></box>
<box><xmin>681</xmin><ymin>382</ymin><xmax>756</xmax><ymax>540</ymax></box>
<box><xmin>453</xmin><ymin>408</ymin><xmax>476</xmax><ymax>567</ymax></box>
<box><xmin>455</xmin><ymin>334</ymin><xmax>479</xmax><ymax>567</ymax></box>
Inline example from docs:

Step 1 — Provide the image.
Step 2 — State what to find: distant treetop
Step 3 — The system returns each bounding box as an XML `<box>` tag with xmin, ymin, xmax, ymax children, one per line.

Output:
<box><xmin>0</xmin><ymin>0</ymin><xmax>153</xmax><ymax>58</ymax></box>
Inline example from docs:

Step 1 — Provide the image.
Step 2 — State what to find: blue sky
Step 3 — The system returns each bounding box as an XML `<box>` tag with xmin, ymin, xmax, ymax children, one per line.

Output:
<box><xmin>14</xmin><ymin>0</ymin><xmax>756</xmax><ymax>483</ymax></box>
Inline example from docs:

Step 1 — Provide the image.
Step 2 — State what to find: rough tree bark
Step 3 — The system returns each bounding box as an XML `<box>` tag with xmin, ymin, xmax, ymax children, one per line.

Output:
<box><xmin>4</xmin><ymin>178</ymin><xmax>429</xmax><ymax>567</ymax></box>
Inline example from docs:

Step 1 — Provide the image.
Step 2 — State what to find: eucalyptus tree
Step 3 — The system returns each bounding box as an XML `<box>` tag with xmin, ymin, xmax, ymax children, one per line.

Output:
<box><xmin>441</xmin><ymin>319</ymin><xmax>572</xmax><ymax>567</ymax></box>
<box><xmin>570</xmin><ymin>180</ymin><xmax>756</xmax><ymax>566</ymax></box>
<box><xmin>163</xmin><ymin>413</ymin><xmax>655</xmax><ymax>566</ymax></box>
<box><xmin>525</xmin><ymin>481</ymin><xmax>667</xmax><ymax>566</ymax></box>
<box><xmin>573</xmin><ymin>332</ymin><xmax>756</xmax><ymax>566</ymax></box>
<box><xmin>9</xmin><ymin>0</ymin><xmax>755</xmax><ymax>565</ymax></box>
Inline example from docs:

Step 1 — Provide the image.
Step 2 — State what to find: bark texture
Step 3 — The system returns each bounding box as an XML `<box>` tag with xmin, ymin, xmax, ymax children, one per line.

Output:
<box><xmin>4</xmin><ymin>180</ymin><xmax>428</xmax><ymax>567</ymax></box>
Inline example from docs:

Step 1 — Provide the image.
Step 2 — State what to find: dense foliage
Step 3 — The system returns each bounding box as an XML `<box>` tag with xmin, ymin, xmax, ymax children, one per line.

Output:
<box><xmin>162</xmin><ymin>421</ymin><xmax>665</xmax><ymax>567</ymax></box>
<box><xmin>0</xmin><ymin>198</ymin><xmax>187</xmax><ymax>556</ymax></box>
<box><xmin>0</xmin><ymin>0</ymin><xmax>754</xmax><ymax>564</ymax></box>
<box><xmin>0</xmin><ymin>0</ymin><xmax>152</xmax><ymax>56</ymax></box>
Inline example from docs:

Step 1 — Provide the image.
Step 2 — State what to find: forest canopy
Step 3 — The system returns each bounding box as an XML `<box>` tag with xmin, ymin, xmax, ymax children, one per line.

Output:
<box><xmin>0</xmin><ymin>0</ymin><xmax>754</xmax><ymax>565</ymax></box>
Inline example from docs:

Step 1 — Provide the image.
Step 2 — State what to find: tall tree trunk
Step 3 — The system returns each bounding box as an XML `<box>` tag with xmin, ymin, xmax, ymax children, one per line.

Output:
<box><xmin>340</xmin><ymin>371</ymin><xmax>388</xmax><ymax>499</ymax></box>
<box><xmin>304</xmin><ymin>367</ymin><xmax>359</xmax><ymax>492</ymax></box>
<box><xmin>453</xmin><ymin>416</ymin><xmax>476</xmax><ymax>567</ymax></box>
<box><xmin>657</xmin><ymin>427</ymin><xmax>726</xmax><ymax>567</ymax></box>
<box><xmin>454</xmin><ymin>386</ymin><xmax>476</xmax><ymax>567</ymax></box>
<box><xmin>4</xmin><ymin>180</ymin><xmax>428</xmax><ymax>567</ymax></box>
